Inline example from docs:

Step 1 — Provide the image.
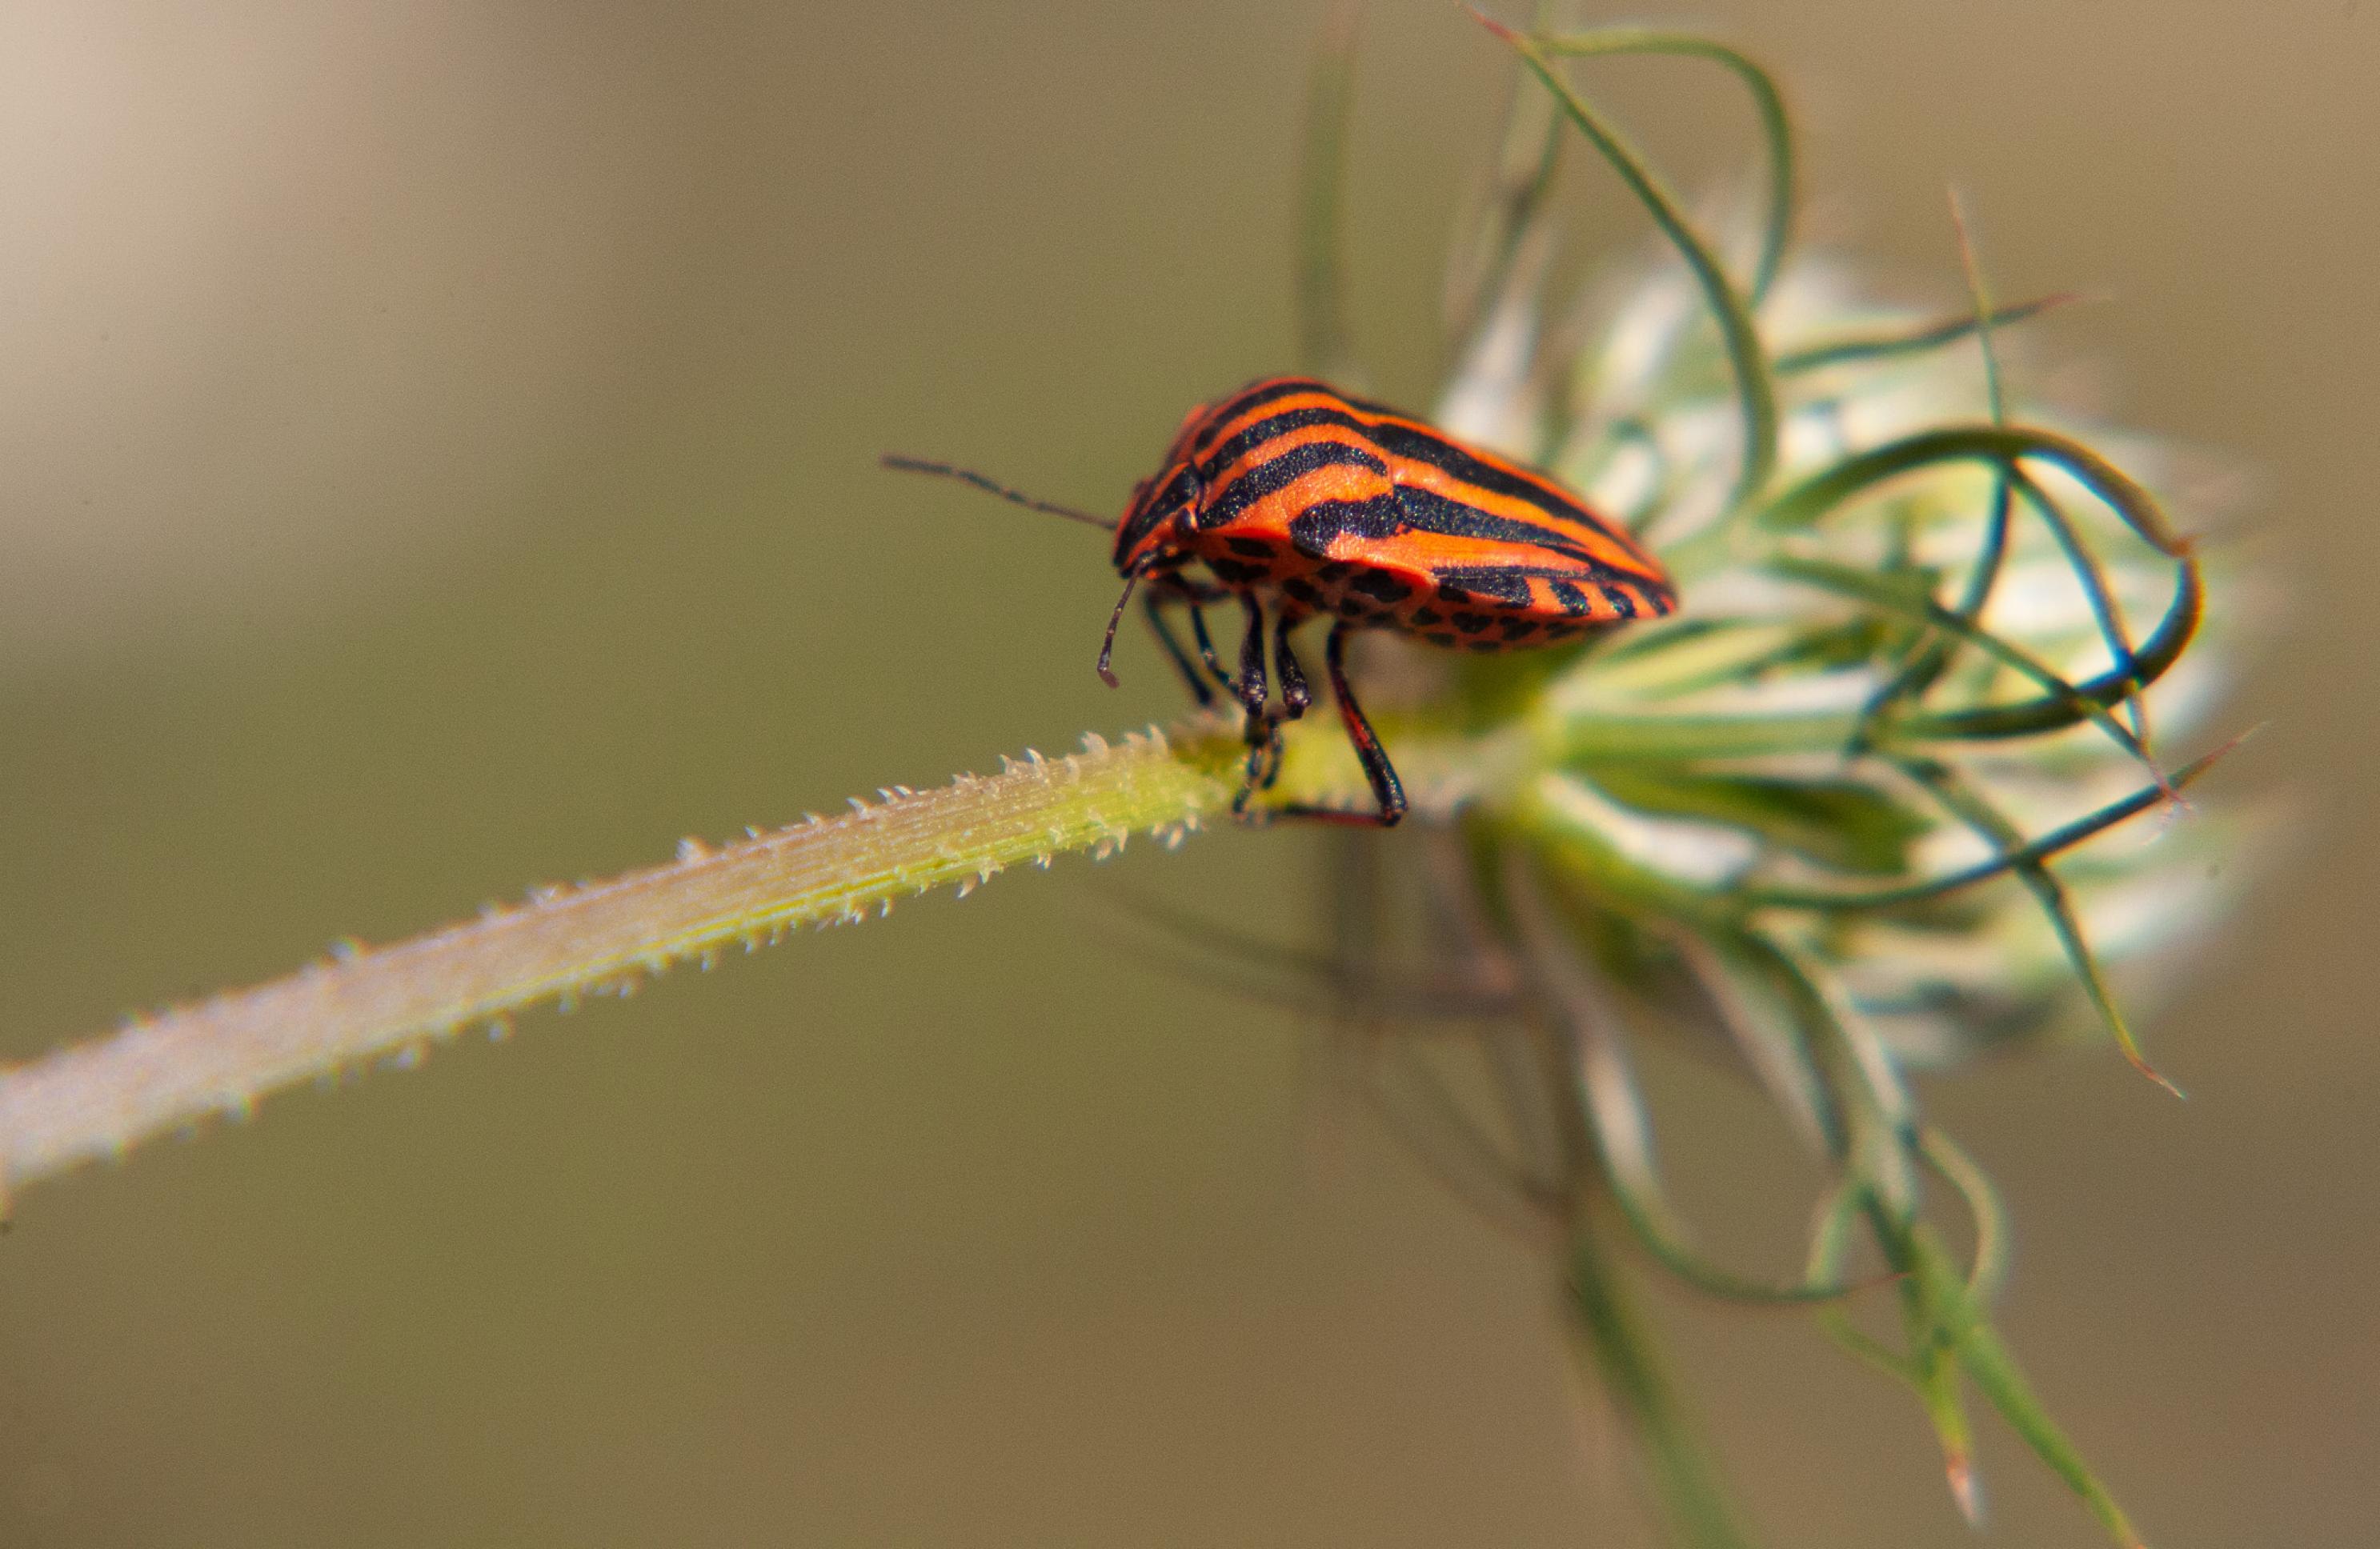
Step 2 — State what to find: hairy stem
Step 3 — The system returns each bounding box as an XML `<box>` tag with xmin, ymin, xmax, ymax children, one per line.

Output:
<box><xmin>0</xmin><ymin>726</ymin><xmax>1239</xmax><ymax>1200</ymax></box>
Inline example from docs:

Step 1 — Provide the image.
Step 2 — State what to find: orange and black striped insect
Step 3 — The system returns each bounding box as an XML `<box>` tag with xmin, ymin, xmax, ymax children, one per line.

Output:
<box><xmin>887</xmin><ymin>376</ymin><xmax>1677</xmax><ymax>827</ymax></box>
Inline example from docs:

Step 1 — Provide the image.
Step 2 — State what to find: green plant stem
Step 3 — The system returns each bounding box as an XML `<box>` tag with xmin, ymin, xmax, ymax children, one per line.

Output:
<box><xmin>1566</xmin><ymin>1215</ymin><xmax>1757</xmax><ymax>1549</ymax></box>
<box><xmin>0</xmin><ymin>725</ymin><xmax>1240</xmax><ymax>1202</ymax></box>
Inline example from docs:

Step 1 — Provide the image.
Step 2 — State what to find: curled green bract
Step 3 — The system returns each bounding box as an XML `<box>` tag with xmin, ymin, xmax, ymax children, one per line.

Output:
<box><xmin>1480</xmin><ymin>14</ymin><xmax>1779</xmax><ymax>514</ymax></box>
<box><xmin>1529</xmin><ymin>28</ymin><xmax>1796</xmax><ymax>307</ymax></box>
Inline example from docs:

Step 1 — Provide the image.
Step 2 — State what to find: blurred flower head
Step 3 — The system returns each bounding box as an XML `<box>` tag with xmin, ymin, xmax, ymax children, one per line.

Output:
<box><xmin>1247</xmin><ymin>22</ymin><xmax>2258</xmax><ymax>1546</ymax></box>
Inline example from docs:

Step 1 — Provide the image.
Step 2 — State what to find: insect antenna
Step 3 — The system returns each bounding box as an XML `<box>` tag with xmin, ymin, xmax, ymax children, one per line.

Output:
<box><xmin>879</xmin><ymin>454</ymin><xmax>1116</xmax><ymax>530</ymax></box>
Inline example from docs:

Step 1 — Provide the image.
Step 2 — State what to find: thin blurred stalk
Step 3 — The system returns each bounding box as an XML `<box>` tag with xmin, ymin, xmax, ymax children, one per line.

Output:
<box><xmin>1296</xmin><ymin>0</ymin><xmax>1365</xmax><ymax>384</ymax></box>
<box><xmin>1565</xmin><ymin>1213</ymin><xmax>1755</xmax><ymax>1549</ymax></box>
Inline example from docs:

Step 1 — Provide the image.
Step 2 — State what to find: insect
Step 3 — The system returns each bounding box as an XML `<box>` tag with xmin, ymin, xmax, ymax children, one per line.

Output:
<box><xmin>887</xmin><ymin>376</ymin><xmax>1676</xmax><ymax>827</ymax></box>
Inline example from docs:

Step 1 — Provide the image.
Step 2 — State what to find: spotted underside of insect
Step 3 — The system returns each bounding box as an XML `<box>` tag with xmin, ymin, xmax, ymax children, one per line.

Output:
<box><xmin>887</xmin><ymin>375</ymin><xmax>1677</xmax><ymax>827</ymax></box>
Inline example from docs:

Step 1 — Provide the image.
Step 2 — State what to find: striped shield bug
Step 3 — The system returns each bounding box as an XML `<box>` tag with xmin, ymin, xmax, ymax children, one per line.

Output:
<box><xmin>887</xmin><ymin>376</ymin><xmax>1677</xmax><ymax>827</ymax></box>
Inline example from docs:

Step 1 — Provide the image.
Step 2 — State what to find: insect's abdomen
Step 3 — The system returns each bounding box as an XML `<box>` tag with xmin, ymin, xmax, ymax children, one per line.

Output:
<box><xmin>1178</xmin><ymin>379</ymin><xmax>1675</xmax><ymax>651</ymax></box>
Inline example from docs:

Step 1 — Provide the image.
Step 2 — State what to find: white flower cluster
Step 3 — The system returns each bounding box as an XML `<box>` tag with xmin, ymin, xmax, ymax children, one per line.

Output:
<box><xmin>1432</xmin><ymin>241</ymin><xmax>2250</xmax><ymax>1076</ymax></box>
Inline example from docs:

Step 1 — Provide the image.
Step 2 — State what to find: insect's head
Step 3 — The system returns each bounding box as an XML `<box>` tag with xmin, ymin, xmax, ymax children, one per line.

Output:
<box><xmin>1109</xmin><ymin>458</ymin><xmax>1200</xmax><ymax>575</ymax></box>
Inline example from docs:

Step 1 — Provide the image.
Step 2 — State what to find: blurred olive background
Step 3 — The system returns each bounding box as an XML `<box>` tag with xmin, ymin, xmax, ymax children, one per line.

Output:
<box><xmin>0</xmin><ymin>2</ymin><xmax>2369</xmax><ymax>1545</ymax></box>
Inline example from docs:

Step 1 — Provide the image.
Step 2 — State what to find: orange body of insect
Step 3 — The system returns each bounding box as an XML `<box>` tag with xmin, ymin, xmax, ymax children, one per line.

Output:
<box><xmin>1115</xmin><ymin>378</ymin><xmax>1674</xmax><ymax>640</ymax></box>
<box><xmin>1103</xmin><ymin>377</ymin><xmax>1675</xmax><ymax>825</ymax></box>
<box><xmin>890</xmin><ymin>375</ymin><xmax>1677</xmax><ymax>827</ymax></box>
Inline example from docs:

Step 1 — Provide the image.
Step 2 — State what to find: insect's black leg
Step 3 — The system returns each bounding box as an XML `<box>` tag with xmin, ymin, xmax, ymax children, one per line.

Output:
<box><xmin>1168</xmin><ymin>571</ymin><xmax>1232</xmax><ymax>606</ymax></box>
<box><xmin>1229</xmin><ymin>593</ymin><xmax>1273</xmax><ymax>820</ymax></box>
<box><xmin>1140</xmin><ymin>593</ymin><xmax>1214</xmax><ymax>707</ymax></box>
<box><xmin>1232</xmin><ymin>592</ymin><xmax>1268</xmax><ymax>733</ymax></box>
<box><xmin>1185</xmin><ymin>604</ymin><xmax>1236</xmax><ymax>694</ymax></box>
<box><xmin>1268</xmin><ymin>622</ymin><xmax>1407</xmax><ymax>828</ymax></box>
<box><xmin>1250</xmin><ymin>610</ymin><xmax>1312</xmax><ymax>793</ymax></box>
<box><xmin>1271</xmin><ymin>612</ymin><xmax>1312</xmax><ymax>721</ymax></box>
